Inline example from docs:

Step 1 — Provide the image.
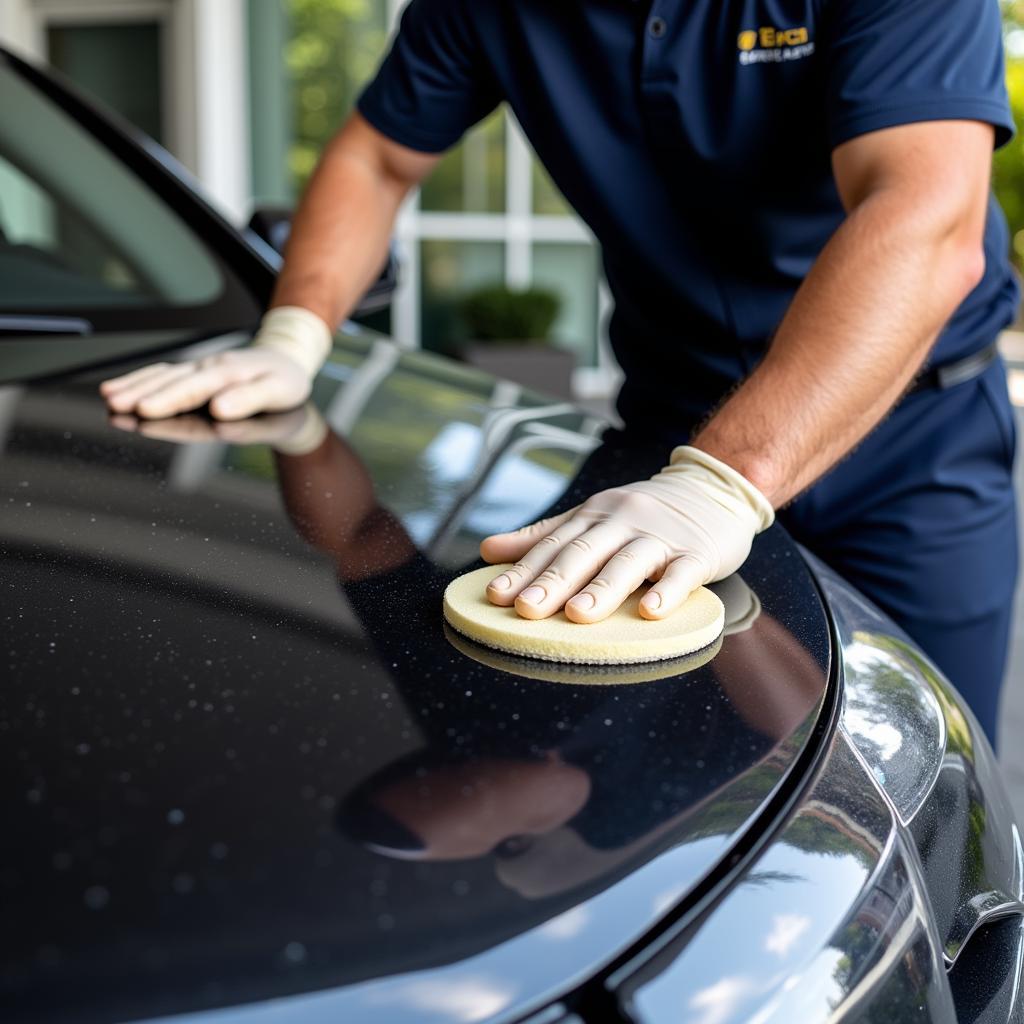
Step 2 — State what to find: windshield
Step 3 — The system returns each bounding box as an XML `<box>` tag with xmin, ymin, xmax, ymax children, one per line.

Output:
<box><xmin>0</xmin><ymin>59</ymin><xmax>259</xmax><ymax>335</ymax></box>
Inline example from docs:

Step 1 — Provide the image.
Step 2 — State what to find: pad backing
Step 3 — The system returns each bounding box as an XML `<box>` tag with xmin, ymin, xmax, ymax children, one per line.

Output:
<box><xmin>442</xmin><ymin>564</ymin><xmax>724</xmax><ymax>666</ymax></box>
<box><xmin>444</xmin><ymin>624</ymin><xmax>723</xmax><ymax>683</ymax></box>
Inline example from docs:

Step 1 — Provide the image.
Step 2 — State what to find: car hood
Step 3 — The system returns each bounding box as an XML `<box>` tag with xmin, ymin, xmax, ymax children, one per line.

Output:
<box><xmin>0</xmin><ymin>332</ymin><xmax>831</xmax><ymax>1024</ymax></box>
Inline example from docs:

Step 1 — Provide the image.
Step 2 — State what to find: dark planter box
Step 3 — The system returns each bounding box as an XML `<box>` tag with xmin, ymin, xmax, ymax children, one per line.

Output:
<box><xmin>460</xmin><ymin>343</ymin><xmax>576</xmax><ymax>399</ymax></box>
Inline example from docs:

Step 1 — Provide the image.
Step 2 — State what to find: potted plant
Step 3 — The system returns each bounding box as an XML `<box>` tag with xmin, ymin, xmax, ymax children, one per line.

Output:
<box><xmin>456</xmin><ymin>283</ymin><xmax>575</xmax><ymax>398</ymax></box>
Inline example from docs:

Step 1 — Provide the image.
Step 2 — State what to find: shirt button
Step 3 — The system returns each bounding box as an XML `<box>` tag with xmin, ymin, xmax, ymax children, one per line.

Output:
<box><xmin>649</xmin><ymin>16</ymin><xmax>667</xmax><ymax>38</ymax></box>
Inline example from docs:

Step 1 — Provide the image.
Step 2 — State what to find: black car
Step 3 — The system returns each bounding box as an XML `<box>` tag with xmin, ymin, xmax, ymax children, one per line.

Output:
<box><xmin>2</xmin><ymin>45</ymin><xmax>1024</xmax><ymax>1024</ymax></box>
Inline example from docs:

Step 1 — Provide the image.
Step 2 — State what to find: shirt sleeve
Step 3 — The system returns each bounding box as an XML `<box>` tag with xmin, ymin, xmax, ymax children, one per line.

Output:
<box><xmin>823</xmin><ymin>0</ymin><xmax>1015</xmax><ymax>151</ymax></box>
<box><xmin>356</xmin><ymin>0</ymin><xmax>502</xmax><ymax>154</ymax></box>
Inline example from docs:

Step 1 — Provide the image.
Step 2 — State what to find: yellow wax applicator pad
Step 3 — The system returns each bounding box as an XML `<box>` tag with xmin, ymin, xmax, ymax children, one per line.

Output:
<box><xmin>443</xmin><ymin>624</ymin><xmax>723</xmax><ymax>684</ymax></box>
<box><xmin>442</xmin><ymin>564</ymin><xmax>725</xmax><ymax>666</ymax></box>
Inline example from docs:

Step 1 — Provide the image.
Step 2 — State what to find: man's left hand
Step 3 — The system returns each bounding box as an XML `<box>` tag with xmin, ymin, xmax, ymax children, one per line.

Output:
<box><xmin>480</xmin><ymin>446</ymin><xmax>774</xmax><ymax>623</ymax></box>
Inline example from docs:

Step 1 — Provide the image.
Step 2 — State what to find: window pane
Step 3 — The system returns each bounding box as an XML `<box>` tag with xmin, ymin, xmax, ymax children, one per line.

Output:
<box><xmin>420</xmin><ymin>240</ymin><xmax>504</xmax><ymax>354</ymax></box>
<box><xmin>286</xmin><ymin>0</ymin><xmax>388</xmax><ymax>191</ymax></box>
<box><xmin>532</xmin><ymin>243</ymin><xmax>599</xmax><ymax>366</ymax></box>
<box><xmin>0</xmin><ymin>154</ymin><xmax>147</xmax><ymax>307</ymax></box>
<box><xmin>420</xmin><ymin>110</ymin><xmax>506</xmax><ymax>213</ymax></box>
<box><xmin>532</xmin><ymin>159</ymin><xmax>571</xmax><ymax>216</ymax></box>
<box><xmin>48</xmin><ymin>23</ymin><xmax>163</xmax><ymax>143</ymax></box>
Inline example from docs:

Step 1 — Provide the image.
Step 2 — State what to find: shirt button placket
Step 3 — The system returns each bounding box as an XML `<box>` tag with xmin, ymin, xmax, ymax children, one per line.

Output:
<box><xmin>640</xmin><ymin>6</ymin><xmax>676</xmax><ymax>143</ymax></box>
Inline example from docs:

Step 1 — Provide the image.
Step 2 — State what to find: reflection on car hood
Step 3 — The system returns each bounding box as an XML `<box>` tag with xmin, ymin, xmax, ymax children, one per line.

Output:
<box><xmin>0</xmin><ymin>333</ymin><xmax>831</xmax><ymax>1023</ymax></box>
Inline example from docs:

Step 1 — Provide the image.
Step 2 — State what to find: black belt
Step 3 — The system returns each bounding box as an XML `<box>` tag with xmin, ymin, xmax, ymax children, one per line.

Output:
<box><xmin>907</xmin><ymin>341</ymin><xmax>999</xmax><ymax>396</ymax></box>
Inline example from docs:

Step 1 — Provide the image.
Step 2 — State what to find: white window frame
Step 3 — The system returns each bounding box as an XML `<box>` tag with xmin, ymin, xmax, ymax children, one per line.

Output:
<box><xmin>384</xmin><ymin>0</ymin><xmax>620</xmax><ymax>397</ymax></box>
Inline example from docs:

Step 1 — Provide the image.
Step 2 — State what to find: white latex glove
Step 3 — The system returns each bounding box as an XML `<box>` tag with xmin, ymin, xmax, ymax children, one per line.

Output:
<box><xmin>481</xmin><ymin>446</ymin><xmax>774</xmax><ymax>624</ymax></box>
<box><xmin>100</xmin><ymin>306</ymin><xmax>333</xmax><ymax>421</ymax></box>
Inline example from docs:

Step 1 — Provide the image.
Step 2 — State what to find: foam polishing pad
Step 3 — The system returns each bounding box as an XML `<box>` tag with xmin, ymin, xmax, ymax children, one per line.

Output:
<box><xmin>442</xmin><ymin>564</ymin><xmax>724</xmax><ymax>666</ymax></box>
<box><xmin>443</xmin><ymin>624</ymin><xmax>723</xmax><ymax>684</ymax></box>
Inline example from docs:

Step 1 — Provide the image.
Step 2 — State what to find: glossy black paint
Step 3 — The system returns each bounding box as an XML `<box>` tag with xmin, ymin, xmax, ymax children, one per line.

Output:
<box><xmin>1</xmin><ymin>342</ymin><xmax>831</xmax><ymax>1023</ymax></box>
<box><xmin>3</xmin><ymin>45</ymin><xmax>1022</xmax><ymax>1024</ymax></box>
<box><xmin>613</xmin><ymin>729</ymin><xmax>958</xmax><ymax>1022</ymax></box>
<box><xmin>948</xmin><ymin>916</ymin><xmax>1024</xmax><ymax>1023</ymax></box>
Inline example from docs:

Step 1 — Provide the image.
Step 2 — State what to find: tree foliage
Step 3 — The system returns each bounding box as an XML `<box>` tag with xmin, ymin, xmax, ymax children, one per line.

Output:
<box><xmin>286</xmin><ymin>0</ymin><xmax>386</xmax><ymax>190</ymax></box>
<box><xmin>997</xmin><ymin>2</ymin><xmax>1024</xmax><ymax>271</ymax></box>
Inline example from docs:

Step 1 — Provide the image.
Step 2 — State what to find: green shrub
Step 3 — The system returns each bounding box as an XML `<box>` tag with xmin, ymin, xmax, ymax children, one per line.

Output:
<box><xmin>458</xmin><ymin>284</ymin><xmax>561</xmax><ymax>343</ymax></box>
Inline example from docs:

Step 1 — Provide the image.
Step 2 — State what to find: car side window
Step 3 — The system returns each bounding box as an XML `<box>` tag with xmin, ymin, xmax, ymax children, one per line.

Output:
<box><xmin>0</xmin><ymin>153</ymin><xmax>152</xmax><ymax>308</ymax></box>
<box><xmin>0</xmin><ymin>60</ymin><xmax>264</xmax><ymax>334</ymax></box>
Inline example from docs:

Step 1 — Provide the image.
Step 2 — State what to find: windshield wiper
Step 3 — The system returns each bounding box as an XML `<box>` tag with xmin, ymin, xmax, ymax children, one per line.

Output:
<box><xmin>0</xmin><ymin>315</ymin><xmax>93</xmax><ymax>336</ymax></box>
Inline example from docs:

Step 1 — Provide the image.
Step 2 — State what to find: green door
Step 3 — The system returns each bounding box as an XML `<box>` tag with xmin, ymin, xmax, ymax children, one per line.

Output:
<box><xmin>47</xmin><ymin>22</ymin><xmax>163</xmax><ymax>143</ymax></box>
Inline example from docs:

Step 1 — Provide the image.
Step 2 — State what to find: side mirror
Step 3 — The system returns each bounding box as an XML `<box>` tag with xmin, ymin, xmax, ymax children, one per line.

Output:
<box><xmin>247</xmin><ymin>205</ymin><xmax>293</xmax><ymax>255</ymax></box>
<box><xmin>247</xmin><ymin>206</ymin><xmax>399</xmax><ymax>316</ymax></box>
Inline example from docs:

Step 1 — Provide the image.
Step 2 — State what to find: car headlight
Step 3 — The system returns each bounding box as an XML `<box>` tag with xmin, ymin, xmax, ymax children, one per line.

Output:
<box><xmin>604</xmin><ymin>550</ymin><xmax>1024</xmax><ymax>1024</ymax></box>
<box><xmin>806</xmin><ymin>551</ymin><xmax>1024</xmax><ymax>967</ymax></box>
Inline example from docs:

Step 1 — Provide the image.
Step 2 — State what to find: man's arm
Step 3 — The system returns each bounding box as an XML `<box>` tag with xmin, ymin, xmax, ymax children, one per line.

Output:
<box><xmin>100</xmin><ymin>114</ymin><xmax>440</xmax><ymax>420</ymax></box>
<box><xmin>693</xmin><ymin>119</ymin><xmax>994</xmax><ymax>506</ymax></box>
<box><xmin>481</xmin><ymin>119</ymin><xmax>996</xmax><ymax>623</ymax></box>
<box><xmin>268</xmin><ymin>113</ymin><xmax>439</xmax><ymax>329</ymax></box>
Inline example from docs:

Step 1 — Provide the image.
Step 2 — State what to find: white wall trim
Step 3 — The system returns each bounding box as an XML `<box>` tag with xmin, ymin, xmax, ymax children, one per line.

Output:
<box><xmin>414</xmin><ymin>212</ymin><xmax>591</xmax><ymax>244</ymax></box>
<box><xmin>166</xmin><ymin>0</ymin><xmax>196</xmax><ymax>174</ymax></box>
<box><xmin>24</xmin><ymin>0</ymin><xmax>174</xmax><ymax>67</ymax></box>
<box><xmin>33</xmin><ymin>0</ymin><xmax>171</xmax><ymax>17</ymax></box>
<box><xmin>0</xmin><ymin>0</ymin><xmax>37</xmax><ymax>59</ymax></box>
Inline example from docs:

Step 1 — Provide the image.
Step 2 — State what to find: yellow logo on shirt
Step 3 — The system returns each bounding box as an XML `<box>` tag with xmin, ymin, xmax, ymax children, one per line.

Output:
<box><xmin>737</xmin><ymin>25</ymin><xmax>814</xmax><ymax>64</ymax></box>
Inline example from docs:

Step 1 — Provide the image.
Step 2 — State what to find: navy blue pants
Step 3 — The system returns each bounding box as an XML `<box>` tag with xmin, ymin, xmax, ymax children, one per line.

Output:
<box><xmin>779</xmin><ymin>356</ymin><xmax>1018</xmax><ymax>748</ymax></box>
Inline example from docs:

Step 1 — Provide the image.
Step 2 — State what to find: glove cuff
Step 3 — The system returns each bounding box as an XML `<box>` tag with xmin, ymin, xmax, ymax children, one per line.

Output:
<box><xmin>251</xmin><ymin>305</ymin><xmax>333</xmax><ymax>378</ymax></box>
<box><xmin>665</xmin><ymin>445</ymin><xmax>776</xmax><ymax>533</ymax></box>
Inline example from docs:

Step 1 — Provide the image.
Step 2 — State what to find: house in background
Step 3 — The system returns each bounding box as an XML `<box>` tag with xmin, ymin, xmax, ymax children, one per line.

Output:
<box><xmin>0</xmin><ymin>0</ymin><xmax>621</xmax><ymax>401</ymax></box>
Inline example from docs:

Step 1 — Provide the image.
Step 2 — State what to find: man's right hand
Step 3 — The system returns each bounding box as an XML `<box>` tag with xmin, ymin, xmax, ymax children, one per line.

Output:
<box><xmin>100</xmin><ymin>305</ymin><xmax>333</xmax><ymax>420</ymax></box>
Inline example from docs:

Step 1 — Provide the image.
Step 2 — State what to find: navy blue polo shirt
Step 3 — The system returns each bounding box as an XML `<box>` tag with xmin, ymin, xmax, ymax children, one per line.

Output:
<box><xmin>358</xmin><ymin>0</ymin><xmax>1020</xmax><ymax>430</ymax></box>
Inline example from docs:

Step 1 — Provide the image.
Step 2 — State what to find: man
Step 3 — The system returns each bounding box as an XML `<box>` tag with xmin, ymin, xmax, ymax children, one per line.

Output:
<box><xmin>101</xmin><ymin>0</ymin><xmax>1019</xmax><ymax>743</ymax></box>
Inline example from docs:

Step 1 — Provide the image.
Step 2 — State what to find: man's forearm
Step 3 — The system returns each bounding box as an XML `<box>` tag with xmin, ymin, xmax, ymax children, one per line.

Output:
<box><xmin>269</xmin><ymin>123</ymin><xmax>412</xmax><ymax>330</ymax></box>
<box><xmin>693</xmin><ymin>184</ymin><xmax>987</xmax><ymax>508</ymax></box>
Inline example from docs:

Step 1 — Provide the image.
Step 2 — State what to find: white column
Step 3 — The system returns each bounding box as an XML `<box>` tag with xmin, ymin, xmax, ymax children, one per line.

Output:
<box><xmin>505</xmin><ymin>114</ymin><xmax>533</xmax><ymax>288</ymax></box>
<box><xmin>386</xmin><ymin>0</ymin><xmax>421</xmax><ymax>347</ymax></box>
<box><xmin>178</xmin><ymin>0</ymin><xmax>251</xmax><ymax>224</ymax></box>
